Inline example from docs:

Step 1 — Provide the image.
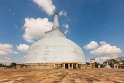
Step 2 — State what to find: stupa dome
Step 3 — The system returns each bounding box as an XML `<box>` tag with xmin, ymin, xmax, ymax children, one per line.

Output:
<box><xmin>25</xmin><ymin>35</ymin><xmax>85</xmax><ymax>64</ymax></box>
<box><xmin>24</xmin><ymin>13</ymin><xmax>85</xmax><ymax>64</ymax></box>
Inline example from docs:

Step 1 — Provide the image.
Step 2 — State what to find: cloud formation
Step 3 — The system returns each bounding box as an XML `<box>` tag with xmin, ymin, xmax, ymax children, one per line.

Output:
<box><xmin>0</xmin><ymin>57</ymin><xmax>13</xmax><ymax>64</ymax></box>
<box><xmin>95</xmin><ymin>57</ymin><xmax>112</xmax><ymax>64</ymax></box>
<box><xmin>0</xmin><ymin>43</ymin><xmax>16</xmax><ymax>55</ymax></box>
<box><xmin>84</xmin><ymin>41</ymin><xmax>121</xmax><ymax>56</ymax></box>
<box><xmin>23</xmin><ymin>18</ymin><xmax>53</xmax><ymax>42</ymax></box>
<box><xmin>62</xmin><ymin>24</ymin><xmax>69</xmax><ymax>35</ymax></box>
<box><xmin>90</xmin><ymin>42</ymin><xmax>121</xmax><ymax>56</ymax></box>
<box><xmin>60</xmin><ymin>10</ymin><xmax>67</xmax><ymax>17</ymax></box>
<box><xmin>33</xmin><ymin>0</ymin><xmax>56</xmax><ymax>15</ymax></box>
<box><xmin>17</xmin><ymin>44</ymin><xmax>29</xmax><ymax>52</ymax></box>
<box><xmin>84</xmin><ymin>41</ymin><xmax>98</xmax><ymax>50</ymax></box>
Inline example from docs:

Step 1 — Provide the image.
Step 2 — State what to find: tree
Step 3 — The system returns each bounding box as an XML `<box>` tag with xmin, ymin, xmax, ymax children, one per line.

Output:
<box><xmin>86</xmin><ymin>62</ymin><xmax>90</xmax><ymax>65</ymax></box>
<box><xmin>0</xmin><ymin>63</ymin><xmax>4</xmax><ymax>67</ymax></box>
<box><xmin>103</xmin><ymin>59</ymin><xmax>119</xmax><ymax>68</ymax></box>
<box><xmin>10</xmin><ymin>62</ymin><xmax>16</xmax><ymax>68</ymax></box>
<box><xmin>95</xmin><ymin>62</ymin><xmax>100</xmax><ymax>68</ymax></box>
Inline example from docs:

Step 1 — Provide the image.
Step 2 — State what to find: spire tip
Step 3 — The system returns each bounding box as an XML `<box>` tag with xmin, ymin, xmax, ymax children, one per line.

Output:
<box><xmin>52</xmin><ymin>11</ymin><xmax>59</xmax><ymax>29</ymax></box>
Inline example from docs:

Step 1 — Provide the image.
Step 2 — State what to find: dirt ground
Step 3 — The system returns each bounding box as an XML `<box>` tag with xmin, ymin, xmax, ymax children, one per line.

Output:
<box><xmin>0</xmin><ymin>69</ymin><xmax>124</xmax><ymax>83</ymax></box>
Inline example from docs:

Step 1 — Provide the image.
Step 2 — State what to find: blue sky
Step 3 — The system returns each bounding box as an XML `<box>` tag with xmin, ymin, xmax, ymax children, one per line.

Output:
<box><xmin>0</xmin><ymin>0</ymin><xmax>124</xmax><ymax>63</ymax></box>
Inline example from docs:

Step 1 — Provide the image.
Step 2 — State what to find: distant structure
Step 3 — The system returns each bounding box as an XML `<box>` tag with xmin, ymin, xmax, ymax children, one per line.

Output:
<box><xmin>90</xmin><ymin>58</ymin><xmax>95</xmax><ymax>68</ymax></box>
<box><xmin>104</xmin><ymin>62</ymin><xmax>111</xmax><ymax>69</ymax></box>
<box><xmin>18</xmin><ymin>12</ymin><xmax>85</xmax><ymax>69</ymax></box>
<box><xmin>115</xmin><ymin>56</ymin><xmax>124</xmax><ymax>69</ymax></box>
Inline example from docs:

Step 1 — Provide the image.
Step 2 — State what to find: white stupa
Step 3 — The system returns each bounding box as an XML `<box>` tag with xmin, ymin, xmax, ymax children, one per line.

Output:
<box><xmin>24</xmin><ymin>12</ymin><xmax>85</xmax><ymax>65</ymax></box>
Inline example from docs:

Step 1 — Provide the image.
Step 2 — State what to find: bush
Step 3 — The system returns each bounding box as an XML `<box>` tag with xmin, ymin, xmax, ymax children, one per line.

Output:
<box><xmin>10</xmin><ymin>63</ymin><xmax>16</xmax><ymax>68</ymax></box>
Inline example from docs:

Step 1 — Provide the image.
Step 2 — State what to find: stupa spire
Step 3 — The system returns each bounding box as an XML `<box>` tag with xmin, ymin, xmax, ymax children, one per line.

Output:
<box><xmin>52</xmin><ymin>12</ymin><xmax>59</xmax><ymax>29</ymax></box>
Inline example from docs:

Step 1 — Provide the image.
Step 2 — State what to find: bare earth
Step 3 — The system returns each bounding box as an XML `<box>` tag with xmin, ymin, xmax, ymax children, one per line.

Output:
<box><xmin>0</xmin><ymin>69</ymin><xmax>124</xmax><ymax>83</ymax></box>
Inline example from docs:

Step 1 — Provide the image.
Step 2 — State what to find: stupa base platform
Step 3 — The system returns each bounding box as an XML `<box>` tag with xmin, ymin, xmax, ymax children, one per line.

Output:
<box><xmin>16</xmin><ymin>63</ymin><xmax>86</xmax><ymax>69</ymax></box>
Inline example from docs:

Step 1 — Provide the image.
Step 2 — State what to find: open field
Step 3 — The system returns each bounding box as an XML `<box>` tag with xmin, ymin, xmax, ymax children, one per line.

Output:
<box><xmin>0</xmin><ymin>69</ymin><xmax>124</xmax><ymax>83</ymax></box>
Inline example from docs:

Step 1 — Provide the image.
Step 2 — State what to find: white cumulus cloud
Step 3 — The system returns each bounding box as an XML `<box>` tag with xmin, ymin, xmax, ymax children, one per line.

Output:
<box><xmin>90</xmin><ymin>43</ymin><xmax>121</xmax><ymax>56</ymax></box>
<box><xmin>84</xmin><ymin>41</ymin><xmax>99</xmax><ymax>50</ymax></box>
<box><xmin>33</xmin><ymin>0</ymin><xmax>56</xmax><ymax>15</ymax></box>
<box><xmin>100</xmin><ymin>41</ymin><xmax>107</xmax><ymax>45</ymax></box>
<box><xmin>23</xmin><ymin>18</ymin><xmax>53</xmax><ymax>42</ymax></box>
<box><xmin>0</xmin><ymin>43</ymin><xmax>16</xmax><ymax>55</ymax></box>
<box><xmin>85</xmin><ymin>41</ymin><xmax>122</xmax><ymax>63</ymax></box>
<box><xmin>17</xmin><ymin>44</ymin><xmax>29</xmax><ymax>52</ymax></box>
